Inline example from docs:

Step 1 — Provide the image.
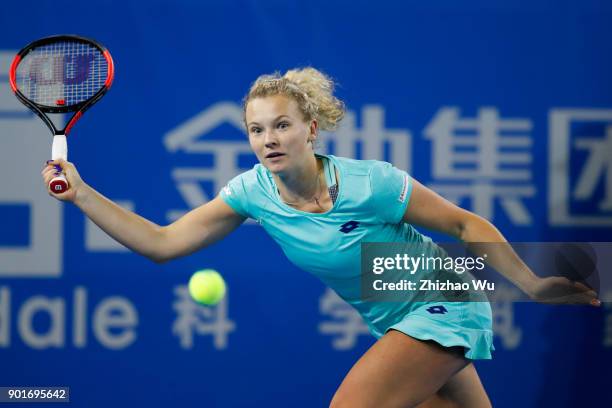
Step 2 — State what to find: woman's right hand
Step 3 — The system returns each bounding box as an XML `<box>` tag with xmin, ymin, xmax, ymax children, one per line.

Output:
<box><xmin>41</xmin><ymin>158</ymin><xmax>87</xmax><ymax>203</ymax></box>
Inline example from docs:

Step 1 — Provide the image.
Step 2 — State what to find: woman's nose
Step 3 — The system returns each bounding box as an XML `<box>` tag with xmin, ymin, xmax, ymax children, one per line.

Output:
<box><xmin>263</xmin><ymin>130</ymin><xmax>279</xmax><ymax>147</ymax></box>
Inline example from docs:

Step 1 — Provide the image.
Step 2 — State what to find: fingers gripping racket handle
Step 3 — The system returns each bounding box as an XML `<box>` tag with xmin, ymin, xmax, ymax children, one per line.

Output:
<box><xmin>49</xmin><ymin>134</ymin><xmax>69</xmax><ymax>193</ymax></box>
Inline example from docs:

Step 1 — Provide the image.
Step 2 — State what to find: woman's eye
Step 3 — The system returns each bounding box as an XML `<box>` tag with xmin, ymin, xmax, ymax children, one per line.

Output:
<box><xmin>278</xmin><ymin>122</ymin><xmax>289</xmax><ymax>129</ymax></box>
<box><xmin>250</xmin><ymin>127</ymin><xmax>261</xmax><ymax>134</ymax></box>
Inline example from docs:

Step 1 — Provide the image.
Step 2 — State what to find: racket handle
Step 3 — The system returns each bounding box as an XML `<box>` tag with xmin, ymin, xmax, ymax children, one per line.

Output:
<box><xmin>49</xmin><ymin>174</ymin><xmax>69</xmax><ymax>194</ymax></box>
<box><xmin>49</xmin><ymin>134</ymin><xmax>69</xmax><ymax>193</ymax></box>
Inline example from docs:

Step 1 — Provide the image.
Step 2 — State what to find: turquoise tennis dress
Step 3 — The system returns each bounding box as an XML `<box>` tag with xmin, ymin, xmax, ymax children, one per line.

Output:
<box><xmin>220</xmin><ymin>154</ymin><xmax>494</xmax><ymax>359</ymax></box>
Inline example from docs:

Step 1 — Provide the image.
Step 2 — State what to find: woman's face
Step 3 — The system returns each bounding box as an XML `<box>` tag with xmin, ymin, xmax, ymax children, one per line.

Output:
<box><xmin>245</xmin><ymin>94</ymin><xmax>317</xmax><ymax>174</ymax></box>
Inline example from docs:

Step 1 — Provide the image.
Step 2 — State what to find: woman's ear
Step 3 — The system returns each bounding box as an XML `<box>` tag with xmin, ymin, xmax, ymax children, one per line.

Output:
<box><xmin>309</xmin><ymin>119</ymin><xmax>318</xmax><ymax>143</ymax></box>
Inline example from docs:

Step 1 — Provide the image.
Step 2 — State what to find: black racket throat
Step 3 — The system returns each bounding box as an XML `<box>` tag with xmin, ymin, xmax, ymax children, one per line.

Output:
<box><xmin>15</xmin><ymin>83</ymin><xmax>108</xmax><ymax>136</ymax></box>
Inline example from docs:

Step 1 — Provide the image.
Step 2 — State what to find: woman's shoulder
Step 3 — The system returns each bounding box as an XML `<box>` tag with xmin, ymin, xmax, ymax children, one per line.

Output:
<box><xmin>327</xmin><ymin>155</ymin><xmax>397</xmax><ymax>177</ymax></box>
<box><xmin>224</xmin><ymin>164</ymin><xmax>273</xmax><ymax>194</ymax></box>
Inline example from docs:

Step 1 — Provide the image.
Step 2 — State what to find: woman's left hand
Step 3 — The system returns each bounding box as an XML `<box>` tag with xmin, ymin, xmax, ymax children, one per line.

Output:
<box><xmin>526</xmin><ymin>276</ymin><xmax>601</xmax><ymax>306</ymax></box>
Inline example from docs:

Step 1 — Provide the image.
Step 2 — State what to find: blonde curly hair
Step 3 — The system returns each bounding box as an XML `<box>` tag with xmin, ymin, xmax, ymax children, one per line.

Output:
<box><xmin>243</xmin><ymin>67</ymin><xmax>345</xmax><ymax>131</ymax></box>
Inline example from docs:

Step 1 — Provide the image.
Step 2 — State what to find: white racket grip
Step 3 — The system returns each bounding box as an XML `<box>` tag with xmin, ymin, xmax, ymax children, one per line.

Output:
<box><xmin>49</xmin><ymin>134</ymin><xmax>69</xmax><ymax>193</ymax></box>
<box><xmin>51</xmin><ymin>134</ymin><xmax>68</xmax><ymax>161</ymax></box>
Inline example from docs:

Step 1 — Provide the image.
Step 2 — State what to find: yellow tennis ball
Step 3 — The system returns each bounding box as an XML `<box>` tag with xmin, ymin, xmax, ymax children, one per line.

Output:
<box><xmin>188</xmin><ymin>269</ymin><xmax>226</xmax><ymax>305</ymax></box>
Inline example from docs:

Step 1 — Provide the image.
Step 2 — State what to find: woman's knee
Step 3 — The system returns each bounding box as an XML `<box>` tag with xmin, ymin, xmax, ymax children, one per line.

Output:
<box><xmin>434</xmin><ymin>364</ymin><xmax>492</xmax><ymax>408</ymax></box>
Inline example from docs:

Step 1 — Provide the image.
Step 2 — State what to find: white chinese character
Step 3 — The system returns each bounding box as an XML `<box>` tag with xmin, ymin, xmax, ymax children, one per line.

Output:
<box><xmin>425</xmin><ymin>107</ymin><xmax>535</xmax><ymax>225</ymax></box>
<box><xmin>550</xmin><ymin>109</ymin><xmax>612</xmax><ymax>226</ymax></box>
<box><xmin>489</xmin><ymin>283</ymin><xmax>522</xmax><ymax>350</ymax></box>
<box><xmin>318</xmin><ymin>288</ymin><xmax>369</xmax><ymax>350</ymax></box>
<box><xmin>322</xmin><ymin>105</ymin><xmax>412</xmax><ymax>173</ymax></box>
<box><xmin>172</xmin><ymin>285</ymin><xmax>235</xmax><ymax>349</ymax></box>
<box><xmin>163</xmin><ymin>102</ymin><xmax>255</xmax><ymax>222</ymax></box>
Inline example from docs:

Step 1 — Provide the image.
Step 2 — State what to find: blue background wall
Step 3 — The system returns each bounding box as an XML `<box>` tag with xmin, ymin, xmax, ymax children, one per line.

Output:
<box><xmin>1</xmin><ymin>1</ymin><xmax>611</xmax><ymax>406</ymax></box>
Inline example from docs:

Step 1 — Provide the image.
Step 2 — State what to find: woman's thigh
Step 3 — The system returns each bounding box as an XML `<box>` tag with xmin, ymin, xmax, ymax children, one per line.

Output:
<box><xmin>329</xmin><ymin>330</ymin><xmax>471</xmax><ymax>408</ymax></box>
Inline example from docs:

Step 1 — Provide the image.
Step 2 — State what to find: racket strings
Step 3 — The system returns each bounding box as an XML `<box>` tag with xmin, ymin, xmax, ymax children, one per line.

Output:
<box><xmin>16</xmin><ymin>41</ymin><xmax>108</xmax><ymax>107</ymax></box>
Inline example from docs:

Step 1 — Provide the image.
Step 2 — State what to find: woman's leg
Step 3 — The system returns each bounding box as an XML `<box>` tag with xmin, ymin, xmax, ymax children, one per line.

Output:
<box><xmin>329</xmin><ymin>330</ymin><xmax>488</xmax><ymax>408</ymax></box>
<box><xmin>417</xmin><ymin>364</ymin><xmax>491</xmax><ymax>408</ymax></box>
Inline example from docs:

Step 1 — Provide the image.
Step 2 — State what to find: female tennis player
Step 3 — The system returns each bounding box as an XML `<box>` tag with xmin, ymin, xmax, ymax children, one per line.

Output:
<box><xmin>42</xmin><ymin>67</ymin><xmax>599</xmax><ymax>407</ymax></box>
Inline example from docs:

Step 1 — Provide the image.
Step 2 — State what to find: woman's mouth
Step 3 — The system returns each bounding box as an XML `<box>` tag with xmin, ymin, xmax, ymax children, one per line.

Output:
<box><xmin>265</xmin><ymin>152</ymin><xmax>285</xmax><ymax>159</ymax></box>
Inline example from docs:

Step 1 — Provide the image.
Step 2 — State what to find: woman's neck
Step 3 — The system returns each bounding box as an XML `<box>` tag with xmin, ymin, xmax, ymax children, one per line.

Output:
<box><xmin>275</xmin><ymin>155</ymin><xmax>323</xmax><ymax>204</ymax></box>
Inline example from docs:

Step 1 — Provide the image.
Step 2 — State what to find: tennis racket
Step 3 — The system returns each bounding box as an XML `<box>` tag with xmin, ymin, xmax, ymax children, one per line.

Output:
<box><xmin>9</xmin><ymin>34</ymin><xmax>114</xmax><ymax>193</ymax></box>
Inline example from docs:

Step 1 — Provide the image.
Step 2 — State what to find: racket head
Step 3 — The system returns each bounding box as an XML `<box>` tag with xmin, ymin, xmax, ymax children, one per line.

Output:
<box><xmin>9</xmin><ymin>34</ymin><xmax>114</xmax><ymax>134</ymax></box>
